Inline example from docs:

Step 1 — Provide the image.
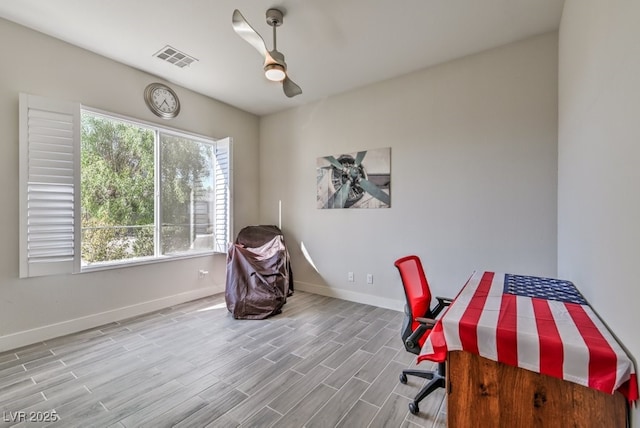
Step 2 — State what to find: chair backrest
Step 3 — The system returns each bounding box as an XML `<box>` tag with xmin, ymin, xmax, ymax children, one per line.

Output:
<box><xmin>394</xmin><ymin>255</ymin><xmax>433</xmax><ymax>350</ymax></box>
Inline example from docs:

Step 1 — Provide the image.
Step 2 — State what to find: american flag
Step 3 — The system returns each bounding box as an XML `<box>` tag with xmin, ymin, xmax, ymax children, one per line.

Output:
<box><xmin>418</xmin><ymin>271</ymin><xmax>638</xmax><ymax>401</ymax></box>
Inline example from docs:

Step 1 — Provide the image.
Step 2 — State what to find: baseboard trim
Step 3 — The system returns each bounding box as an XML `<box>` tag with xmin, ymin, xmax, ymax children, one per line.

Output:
<box><xmin>0</xmin><ymin>285</ymin><xmax>224</xmax><ymax>353</ymax></box>
<box><xmin>295</xmin><ymin>281</ymin><xmax>404</xmax><ymax>312</ymax></box>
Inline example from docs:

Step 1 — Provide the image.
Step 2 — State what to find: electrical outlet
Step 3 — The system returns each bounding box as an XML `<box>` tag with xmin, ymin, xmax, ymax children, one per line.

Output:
<box><xmin>199</xmin><ymin>269</ymin><xmax>209</xmax><ymax>279</ymax></box>
<box><xmin>348</xmin><ymin>271</ymin><xmax>354</xmax><ymax>282</ymax></box>
<box><xmin>366</xmin><ymin>274</ymin><xmax>373</xmax><ymax>284</ymax></box>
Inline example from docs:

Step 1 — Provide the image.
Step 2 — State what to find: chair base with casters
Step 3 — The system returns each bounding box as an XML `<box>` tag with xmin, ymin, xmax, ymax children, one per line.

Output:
<box><xmin>400</xmin><ymin>362</ymin><xmax>446</xmax><ymax>415</ymax></box>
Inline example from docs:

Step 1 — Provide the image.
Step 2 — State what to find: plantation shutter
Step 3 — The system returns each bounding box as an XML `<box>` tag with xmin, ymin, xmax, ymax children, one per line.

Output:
<box><xmin>19</xmin><ymin>93</ymin><xmax>81</xmax><ymax>278</ymax></box>
<box><xmin>213</xmin><ymin>137</ymin><xmax>232</xmax><ymax>252</ymax></box>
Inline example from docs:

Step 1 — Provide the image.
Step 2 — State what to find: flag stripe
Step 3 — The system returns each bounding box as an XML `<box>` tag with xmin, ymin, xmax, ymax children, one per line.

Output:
<box><xmin>417</xmin><ymin>272</ymin><xmax>475</xmax><ymax>363</ymax></box>
<box><xmin>476</xmin><ymin>274</ymin><xmax>506</xmax><ymax>359</ymax></box>
<box><xmin>417</xmin><ymin>320</ymin><xmax>447</xmax><ymax>363</ymax></box>
<box><xmin>516</xmin><ymin>295</ymin><xmax>540</xmax><ymax>372</ymax></box>
<box><xmin>565</xmin><ymin>302</ymin><xmax>618</xmax><ymax>392</ymax></box>
<box><xmin>531</xmin><ymin>298</ymin><xmax>564</xmax><ymax>379</ymax></box>
<box><xmin>441</xmin><ymin>272</ymin><xmax>483</xmax><ymax>352</ymax></box>
<box><xmin>458</xmin><ymin>271</ymin><xmax>494</xmax><ymax>354</ymax></box>
<box><xmin>548</xmin><ymin>299</ymin><xmax>589</xmax><ymax>385</ymax></box>
<box><xmin>496</xmin><ymin>292</ymin><xmax>518</xmax><ymax>367</ymax></box>
<box><xmin>580</xmin><ymin>305</ymin><xmax>637</xmax><ymax>398</ymax></box>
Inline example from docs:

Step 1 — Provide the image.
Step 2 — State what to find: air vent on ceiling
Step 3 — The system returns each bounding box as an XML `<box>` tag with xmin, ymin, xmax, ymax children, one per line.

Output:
<box><xmin>153</xmin><ymin>45</ymin><xmax>198</xmax><ymax>68</ymax></box>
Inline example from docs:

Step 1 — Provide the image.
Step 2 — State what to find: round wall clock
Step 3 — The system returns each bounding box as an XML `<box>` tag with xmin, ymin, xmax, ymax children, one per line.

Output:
<box><xmin>144</xmin><ymin>83</ymin><xmax>180</xmax><ymax>119</ymax></box>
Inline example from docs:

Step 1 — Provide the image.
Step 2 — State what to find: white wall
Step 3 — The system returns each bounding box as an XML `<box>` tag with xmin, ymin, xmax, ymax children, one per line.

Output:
<box><xmin>259</xmin><ymin>33</ymin><xmax>559</xmax><ymax>309</ymax></box>
<box><xmin>558</xmin><ymin>1</ymin><xmax>640</xmax><ymax>425</ymax></box>
<box><xmin>0</xmin><ymin>18</ymin><xmax>260</xmax><ymax>352</ymax></box>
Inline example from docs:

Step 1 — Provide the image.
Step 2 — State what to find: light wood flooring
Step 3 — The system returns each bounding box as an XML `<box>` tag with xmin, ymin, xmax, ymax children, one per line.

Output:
<box><xmin>0</xmin><ymin>291</ymin><xmax>447</xmax><ymax>427</ymax></box>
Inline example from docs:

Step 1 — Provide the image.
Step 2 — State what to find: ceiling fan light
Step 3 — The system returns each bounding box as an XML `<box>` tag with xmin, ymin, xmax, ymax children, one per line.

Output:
<box><xmin>264</xmin><ymin>63</ymin><xmax>286</xmax><ymax>82</ymax></box>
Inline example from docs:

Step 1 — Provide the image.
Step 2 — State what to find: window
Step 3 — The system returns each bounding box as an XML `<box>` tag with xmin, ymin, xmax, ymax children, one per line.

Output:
<box><xmin>19</xmin><ymin>94</ymin><xmax>232</xmax><ymax>278</ymax></box>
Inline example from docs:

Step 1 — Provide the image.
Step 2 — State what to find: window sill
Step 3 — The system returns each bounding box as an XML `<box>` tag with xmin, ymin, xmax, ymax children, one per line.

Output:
<box><xmin>79</xmin><ymin>250</ymin><xmax>226</xmax><ymax>274</ymax></box>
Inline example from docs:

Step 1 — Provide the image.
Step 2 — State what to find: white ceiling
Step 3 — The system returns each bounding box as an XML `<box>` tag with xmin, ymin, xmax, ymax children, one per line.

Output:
<box><xmin>0</xmin><ymin>0</ymin><xmax>565</xmax><ymax>116</ymax></box>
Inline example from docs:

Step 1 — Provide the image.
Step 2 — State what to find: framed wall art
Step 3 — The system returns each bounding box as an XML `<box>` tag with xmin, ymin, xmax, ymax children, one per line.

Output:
<box><xmin>317</xmin><ymin>147</ymin><xmax>391</xmax><ymax>209</ymax></box>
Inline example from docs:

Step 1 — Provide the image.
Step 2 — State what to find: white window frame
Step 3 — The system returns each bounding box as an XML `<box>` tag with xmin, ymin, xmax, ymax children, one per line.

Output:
<box><xmin>19</xmin><ymin>94</ymin><xmax>233</xmax><ymax>278</ymax></box>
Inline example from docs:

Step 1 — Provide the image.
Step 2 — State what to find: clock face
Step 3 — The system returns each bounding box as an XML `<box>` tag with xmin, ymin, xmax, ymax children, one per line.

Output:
<box><xmin>144</xmin><ymin>83</ymin><xmax>180</xmax><ymax>119</ymax></box>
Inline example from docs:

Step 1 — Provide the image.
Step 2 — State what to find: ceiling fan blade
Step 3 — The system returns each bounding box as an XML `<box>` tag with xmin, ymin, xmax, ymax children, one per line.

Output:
<box><xmin>283</xmin><ymin>76</ymin><xmax>302</xmax><ymax>98</ymax></box>
<box><xmin>333</xmin><ymin>180</ymin><xmax>352</xmax><ymax>208</ymax></box>
<box><xmin>358</xmin><ymin>178</ymin><xmax>390</xmax><ymax>206</ymax></box>
<box><xmin>232</xmin><ymin>9</ymin><xmax>269</xmax><ymax>60</ymax></box>
<box><xmin>354</xmin><ymin>151</ymin><xmax>366</xmax><ymax>166</ymax></box>
<box><xmin>324</xmin><ymin>155</ymin><xmax>344</xmax><ymax>170</ymax></box>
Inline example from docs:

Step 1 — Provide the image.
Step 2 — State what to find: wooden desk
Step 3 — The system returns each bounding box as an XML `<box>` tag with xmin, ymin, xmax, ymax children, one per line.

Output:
<box><xmin>419</xmin><ymin>271</ymin><xmax>637</xmax><ymax>426</ymax></box>
<box><xmin>447</xmin><ymin>351</ymin><xmax>627</xmax><ymax>427</ymax></box>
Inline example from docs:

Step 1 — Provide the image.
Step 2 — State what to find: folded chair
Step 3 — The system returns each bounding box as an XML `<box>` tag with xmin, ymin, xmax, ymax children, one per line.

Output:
<box><xmin>394</xmin><ymin>255</ymin><xmax>452</xmax><ymax>415</ymax></box>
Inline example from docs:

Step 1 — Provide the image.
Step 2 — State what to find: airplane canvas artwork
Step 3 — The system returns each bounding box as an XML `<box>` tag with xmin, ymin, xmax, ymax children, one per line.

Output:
<box><xmin>317</xmin><ymin>147</ymin><xmax>391</xmax><ymax>209</ymax></box>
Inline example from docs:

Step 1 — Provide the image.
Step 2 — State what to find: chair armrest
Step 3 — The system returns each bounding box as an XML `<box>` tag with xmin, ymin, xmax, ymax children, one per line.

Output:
<box><xmin>436</xmin><ymin>296</ymin><xmax>454</xmax><ymax>306</ymax></box>
<box><xmin>405</xmin><ymin>317</ymin><xmax>437</xmax><ymax>350</ymax></box>
<box><xmin>415</xmin><ymin>317</ymin><xmax>437</xmax><ymax>328</ymax></box>
<box><xmin>432</xmin><ymin>296</ymin><xmax>454</xmax><ymax>317</ymax></box>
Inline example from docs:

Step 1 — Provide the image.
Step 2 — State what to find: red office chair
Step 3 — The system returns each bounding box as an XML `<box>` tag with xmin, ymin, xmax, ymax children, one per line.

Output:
<box><xmin>395</xmin><ymin>255</ymin><xmax>452</xmax><ymax>415</ymax></box>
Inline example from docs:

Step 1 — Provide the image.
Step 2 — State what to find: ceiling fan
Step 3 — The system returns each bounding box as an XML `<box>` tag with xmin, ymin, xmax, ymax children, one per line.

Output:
<box><xmin>232</xmin><ymin>8</ymin><xmax>302</xmax><ymax>98</ymax></box>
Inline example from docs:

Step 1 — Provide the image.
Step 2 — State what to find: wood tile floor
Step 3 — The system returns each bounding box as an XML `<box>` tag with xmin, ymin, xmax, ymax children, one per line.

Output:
<box><xmin>0</xmin><ymin>291</ymin><xmax>447</xmax><ymax>427</ymax></box>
